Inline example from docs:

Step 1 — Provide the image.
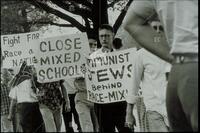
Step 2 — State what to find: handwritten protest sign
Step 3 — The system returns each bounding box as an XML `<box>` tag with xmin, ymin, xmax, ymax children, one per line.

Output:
<box><xmin>1</xmin><ymin>31</ymin><xmax>41</xmax><ymax>68</ymax></box>
<box><xmin>85</xmin><ymin>48</ymin><xmax>136</xmax><ymax>104</ymax></box>
<box><xmin>34</xmin><ymin>33</ymin><xmax>90</xmax><ymax>83</ymax></box>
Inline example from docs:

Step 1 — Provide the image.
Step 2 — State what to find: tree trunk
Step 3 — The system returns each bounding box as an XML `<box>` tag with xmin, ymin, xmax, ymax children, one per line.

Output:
<box><xmin>113</xmin><ymin>0</ymin><xmax>133</xmax><ymax>34</ymax></box>
<box><xmin>92</xmin><ymin>0</ymin><xmax>108</xmax><ymax>47</ymax></box>
<box><xmin>21</xmin><ymin>8</ymin><xmax>31</xmax><ymax>32</ymax></box>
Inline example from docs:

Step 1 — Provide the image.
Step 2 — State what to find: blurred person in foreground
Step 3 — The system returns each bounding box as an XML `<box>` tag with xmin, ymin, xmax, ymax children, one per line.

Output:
<box><xmin>123</xmin><ymin>0</ymin><xmax>198</xmax><ymax>131</ymax></box>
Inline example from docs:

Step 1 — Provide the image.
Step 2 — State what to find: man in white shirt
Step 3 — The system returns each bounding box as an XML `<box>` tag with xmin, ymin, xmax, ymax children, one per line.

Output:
<box><xmin>123</xmin><ymin>0</ymin><xmax>198</xmax><ymax>132</ymax></box>
<box><xmin>91</xmin><ymin>24</ymin><xmax>132</xmax><ymax>132</ymax></box>
<box><xmin>125</xmin><ymin>48</ymin><xmax>171</xmax><ymax>132</ymax></box>
<box><xmin>8</xmin><ymin>68</ymin><xmax>45</xmax><ymax>132</ymax></box>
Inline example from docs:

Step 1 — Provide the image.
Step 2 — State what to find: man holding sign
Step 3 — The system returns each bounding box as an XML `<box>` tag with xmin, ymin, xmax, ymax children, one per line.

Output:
<box><xmin>89</xmin><ymin>24</ymin><xmax>132</xmax><ymax>132</ymax></box>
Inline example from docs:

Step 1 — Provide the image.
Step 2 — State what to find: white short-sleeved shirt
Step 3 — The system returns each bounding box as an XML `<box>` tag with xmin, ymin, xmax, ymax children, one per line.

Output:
<box><xmin>9</xmin><ymin>79</ymin><xmax>38</xmax><ymax>103</ymax></box>
<box><xmin>131</xmin><ymin>0</ymin><xmax>198</xmax><ymax>55</ymax></box>
<box><xmin>90</xmin><ymin>47</ymin><xmax>109</xmax><ymax>58</ymax></box>
<box><xmin>63</xmin><ymin>79</ymin><xmax>77</xmax><ymax>94</ymax></box>
<box><xmin>126</xmin><ymin>48</ymin><xmax>171</xmax><ymax>116</ymax></box>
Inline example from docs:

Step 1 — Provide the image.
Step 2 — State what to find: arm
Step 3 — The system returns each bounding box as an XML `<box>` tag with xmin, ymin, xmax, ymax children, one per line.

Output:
<box><xmin>7</xmin><ymin>98</ymin><xmax>17</xmax><ymax>121</ymax></box>
<box><xmin>125</xmin><ymin>50</ymin><xmax>144</xmax><ymax>128</ymax></box>
<box><xmin>123</xmin><ymin>1</ymin><xmax>174</xmax><ymax>63</ymax></box>
<box><xmin>126</xmin><ymin>50</ymin><xmax>144</xmax><ymax>105</ymax></box>
<box><xmin>60</xmin><ymin>80</ymin><xmax>71</xmax><ymax>112</ymax></box>
<box><xmin>8</xmin><ymin>86</ymin><xmax>17</xmax><ymax>120</ymax></box>
<box><xmin>125</xmin><ymin>103</ymin><xmax>136</xmax><ymax>130</ymax></box>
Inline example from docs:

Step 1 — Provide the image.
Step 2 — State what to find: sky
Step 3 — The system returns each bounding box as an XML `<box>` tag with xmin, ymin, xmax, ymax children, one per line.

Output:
<box><xmin>42</xmin><ymin>8</ymin><xmax>120</xmax><ymax>37</ymax></box>
<box><xmin>39</xmin><ymin>4</ymin><xmax>137</xmax><ymax>49</ymax></box>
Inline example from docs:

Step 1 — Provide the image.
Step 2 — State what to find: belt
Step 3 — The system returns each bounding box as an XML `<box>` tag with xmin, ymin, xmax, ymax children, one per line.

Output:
<box><xmin>174</xmin><ymin>55</ymin><xmax>198</xmax><ymax>63</ymax></box>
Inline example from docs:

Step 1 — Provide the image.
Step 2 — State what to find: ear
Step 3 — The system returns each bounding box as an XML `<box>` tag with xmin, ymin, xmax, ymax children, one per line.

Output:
<box><xmin>112</xmin><ymin>33</ymin><xmax>115</xmax><ymax>39</ymax></box>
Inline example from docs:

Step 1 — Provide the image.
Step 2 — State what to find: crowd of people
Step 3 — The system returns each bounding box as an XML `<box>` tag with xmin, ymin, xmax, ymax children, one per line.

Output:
<box><xmin>1</xmin><ymin>0</ymin><xmax>198</xmax><ymax>132</ymax></box>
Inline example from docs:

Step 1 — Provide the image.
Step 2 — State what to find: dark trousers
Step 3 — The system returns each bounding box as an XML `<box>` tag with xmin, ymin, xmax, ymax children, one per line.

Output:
<box><xmin>95</xmin><ymin>101</ymin><xmax>132</xmax><ymax>132</ymax></box>
<box><xmin>63</xmin><ymin>94</ymin><xmax>81</xmax><ymax>132</ymax></box>
<box><xmin>17</xmin><ymin>102</ymin><xmax>45</xmax><ymax>132</ymax></box>
<box><xmin>166</xmin><ymin>63</ymin><xmax>198</xmax><ymax>132</ymax></box>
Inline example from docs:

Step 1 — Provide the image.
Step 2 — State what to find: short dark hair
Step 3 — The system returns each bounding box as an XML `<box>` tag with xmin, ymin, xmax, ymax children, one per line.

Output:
<box><xmin>113</xmin><ymin>38</ymin><xmax>123</xmax><ymax>49</ymax></box>
<box><xmin>87</xmin><ymin>33</ymin><xmax>97</xmax><ymax>40</ymax></box>
<box><xmin>99</xmin><ymin>24</ymin><xmax>113</xmax><ymax>33</ymax></box>
<box><xmin>75</xmin><ymin>77</ymin><xmax>85</xmax><ymax>81</ymax></box>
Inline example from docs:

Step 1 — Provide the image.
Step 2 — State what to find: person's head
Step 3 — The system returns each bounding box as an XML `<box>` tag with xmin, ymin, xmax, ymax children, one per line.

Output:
<box><xmin>113</xmin><ymin>38</ymin><xmax>123</xmax><ymax>50</ymax></box>
<box><xmin>30</xmin><ymin>65</ymin><xmax>37</xmax><ymax>77</ymax></box>
<box><xmin>8</xmin><ymin>68</ymin><xmax>15</xmax><ymax>76</ymax></box>
<box><xmin>98</xmin><ymin>24</ymin><xmax>114</xmax><ymax>49</ymax></box>
<box><xmin>74</xmin><ymin>77</ymin><xmax>86</xmax><ymax>89</ymax></box>
<box><xmin>150</xmin><ymin>21</ymin><xmax>163</xmax><ymax>33</ymax></box>
<box><xmin>1</xmin><ymin>68</ymin><xmax>12</xmax><ymax>84</ymax></box>
<box><xmin>89</xmin><ymin>38</ymin><xmax>97</xmax><ymax>53</ymax></box>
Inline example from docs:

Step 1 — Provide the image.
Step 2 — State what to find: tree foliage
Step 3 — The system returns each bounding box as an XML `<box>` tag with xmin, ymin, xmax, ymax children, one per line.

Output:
<box><xmin>1</xmin><ymin>0</ymin><xmax>134</xmax><ymax>48</ymax></box>
<box><xmin>22</xmin><ymin>0</ymin><xmax>133</xmax><ymax>39</ymax></box>
<box><xmin>1</xmin><ymin>0</ymin><xmax>57</xmax><ymax>34</ymax></box>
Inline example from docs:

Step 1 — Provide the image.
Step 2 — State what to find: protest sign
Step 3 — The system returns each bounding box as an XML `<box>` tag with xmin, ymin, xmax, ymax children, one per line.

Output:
<box><xmin>34</xmin><ymin>33</ymin><xmax>90</xmax><ymax>83</ymax></box>
<box><xmin>1</xmin><ymin>31</ymin><xmax>41</xmax><ymax>68</ymax></box>
<box><xmin>85</xmin><ymin>48</ymin><xmax>136</xmax><ymax>104</ymax></box>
